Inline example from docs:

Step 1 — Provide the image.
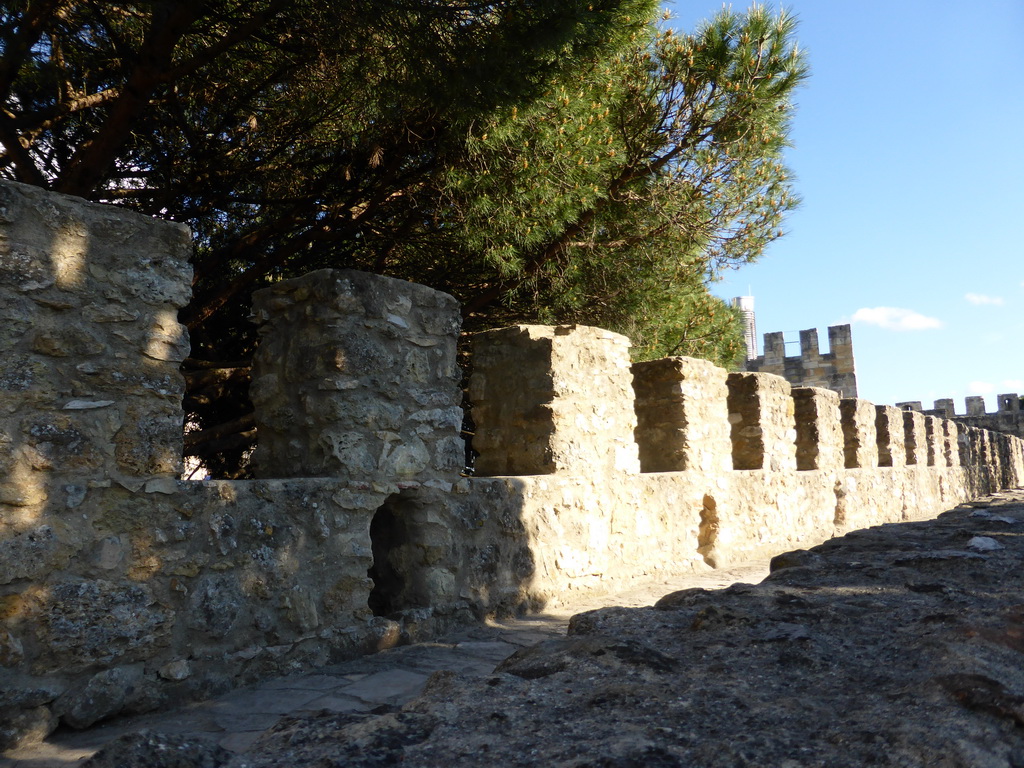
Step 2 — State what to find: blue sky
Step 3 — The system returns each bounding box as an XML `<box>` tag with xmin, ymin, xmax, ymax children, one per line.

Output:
<box><xmin>664</xmin><ymin>1</ymin><xmax>1024</xmax><ymax>413</ymax></box>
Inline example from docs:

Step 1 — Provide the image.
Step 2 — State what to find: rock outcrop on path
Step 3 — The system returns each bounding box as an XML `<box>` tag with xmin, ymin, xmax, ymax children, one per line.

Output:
<box><xmin>86</xmin><ymin>490</ymin><xmax>1024</xmax><ymax>768</ymax></box>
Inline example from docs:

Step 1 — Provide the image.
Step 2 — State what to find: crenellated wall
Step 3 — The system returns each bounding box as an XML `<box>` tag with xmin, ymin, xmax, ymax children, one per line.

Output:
<box><xmin>2</xmin><ymin>179</ymin><xmax>1023</xmax><ymax>750</ymax></box>
<box><xmin>898</xmin><ymin>394</ymin><xmax>1024</xmax><ymax>441</ymax></box>
<box><xmin>745</xmin><ymin>324</ymin><xmax>858</xmax><ymax>398</ymax></box>
<box><xmin>461</xmin><ymin>327</ymin><xmax>1023</xmax><ymax>608</ymax></box>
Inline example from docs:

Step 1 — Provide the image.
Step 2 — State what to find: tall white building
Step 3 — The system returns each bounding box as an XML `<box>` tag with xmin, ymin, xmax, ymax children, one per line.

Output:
<box><xmin>731</xmin><ymin>295</ymin><xmax>757</xmax><ymax>360</ymax></box>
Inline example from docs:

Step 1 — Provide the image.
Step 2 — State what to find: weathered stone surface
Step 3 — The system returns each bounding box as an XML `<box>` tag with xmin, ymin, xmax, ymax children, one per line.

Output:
<box><xmin>791</xmin><ymin>386</ymin><xmax>843</xmax><ymax>471</ymax></box>
<box><xmin>840</xmin><ymin>397</ymin><xmax>879</xmax><ymax>468</ymax></box>
<box><xmin>0</xmin><ymin>179</ymin><xmax>191</xmax><ymax>598</ymax></box>
<box><xmin>903</xmin><ymin>409</ymin><xmax>928</xmax><ymax>466</ymax></box>
<box><xmin>237</xmin><ymin>492</ymin><xmax>1024</xmax><ymax>768</ymax></box>
<box><xmin>240</xmin><ymin>712</ymin><xmax>438</xmax><ymax>768</ymax></box>
<box><xmin>876</xmin><ymin>404</ymin><xmax>907</xmax><ymax>468</ymax></box>
<box><xmin>27</xmin><ymin>579</ymin><xmax>172</xmax><ymax>671</ymax></box>
<box><xmin>0</xmin><ymin>524</ymin><xmax>75</xmax><ymax>584</ymax></box>
<box><xmin>470</xmin><ymin>324</ymin><xmax>640</xmax><ymax>476</ymax></box>
<box><xmin>2</xmin><ymin>180</ymin><xmax>1024</xmax><ymax>757</ymax></box>
<box><xmin>159</xmin><ymin>660</ymin><xmax>192</xmax><ymax>682</ymax></box>
<box><xmin>924</xmin><ymin>414</ymin><xmax>944</xmax><ymax>467</ymax></box>
<box><xmin>187</xmin><ymin>574</ymin><xmax>245</xmax><ymax>639</ymax></box>
<box><xmin>632</xmin><ymin>356</ymin><xmax>731</xmax><ymax>473</ymax></box>
<box><xmin>54</xmin><ymin>666</ymin><xmax>141</xmax><ymax>728</ymax></box>
<box><xmin>726</xmin><ymin>371</ymin><xmax>797</xmax><ymax>471</ymax></box>
<box><xmin>250</xmin><ymin>269</ymin><xmax>462</xmax><ymax>486</ymax></box>
<box><xmin>0</xmin><ymin>705</ymin><xmax>55</xmax><ymax>752</ymax></box>
<box><xmin>81</xmin><ymin>731</ymin><xmax>234</xmax><ymax>768</ymax></box>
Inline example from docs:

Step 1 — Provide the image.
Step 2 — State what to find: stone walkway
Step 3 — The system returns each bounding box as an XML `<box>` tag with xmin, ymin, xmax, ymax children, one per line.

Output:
<box><xmin>1</xmin><ymin>562</ymin><xmax>770</xmax><ymax>768</ymax></box>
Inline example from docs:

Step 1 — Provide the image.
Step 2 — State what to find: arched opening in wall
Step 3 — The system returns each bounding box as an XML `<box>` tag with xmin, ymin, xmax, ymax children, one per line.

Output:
<box><xmin>367</xmin><ymin>492</ymin><xmax>429</xmax><ymax>617</ymax></box>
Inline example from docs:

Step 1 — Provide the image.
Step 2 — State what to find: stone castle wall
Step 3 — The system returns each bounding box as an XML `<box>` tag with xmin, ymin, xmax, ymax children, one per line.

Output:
<box><xmin>2</xmin><ymin>179</ymin><xmax>1023</xmax><ymax>748</ymax></box>
<box><xmin>745</xmin><ymin>324</ymin><xmax>858</xmax><ymax>398</ymax></box>
<box><xmin>898</xmin><ymin>394</ymin><xmax>1024</xmax><ymax>441</ymax></box>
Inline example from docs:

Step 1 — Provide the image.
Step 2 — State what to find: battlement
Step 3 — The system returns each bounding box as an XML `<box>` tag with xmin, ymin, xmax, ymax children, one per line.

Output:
<box><xmin>898</xmin><ymin>394</ymin><xmax>1023</xmax><ymax>418</ymax></box>
<box><xmin>1</xmin><ymin>179</ymin><xmax>1022</xmax><ymax>749</ymax></box>
<box><xmin>744</xmin><ymin>324</ymin><xmax>857</xmax><ymax>398</ymax></box>
<box><xmin>897</xmin><ymin>394</ymin><xmax>1024</xmax><ymax>441</ymax></box>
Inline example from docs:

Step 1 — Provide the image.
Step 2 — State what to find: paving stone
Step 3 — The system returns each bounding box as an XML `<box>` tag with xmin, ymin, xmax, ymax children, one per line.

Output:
<box><xmin>259</xmin><ymin>674</ymin><xmax>349</xmax><ymax>692</ymax></box>
<box><xmin>298</xmin><ymin>694</ymin><xmax>368</xmax><ymax>714</ymax></box>
<box><xmin>218</xmin><ymin>731</ymin><xmax>264</xmax><ymax>754</ymax></box>
<box><xmin>212</xmin><ymin>687</ymin><xmax>323</xmax><ymax>715</ymax></box>
<box><xmin>338</xmin><ymin>669</ymin><xmax>430</xmax><ymax>704</ymax></box>
<box><xmin>211</xmin><ymin>711</ymin><xmax>281</xmax><ymax>733</ymax></box>
<box><xmin>396</xmin><ymin>651</ymin><xmax>498</xmax><ymax>677</ymax></box>
<box><xmin>452</xmin><ymin>641</ymin><xmax>518</xmax><ymax>662</ymax></box>
<box><xmin>497</xmin><ymin>630</ymin><xmax>564</xmax><ymax>647</ymax></box>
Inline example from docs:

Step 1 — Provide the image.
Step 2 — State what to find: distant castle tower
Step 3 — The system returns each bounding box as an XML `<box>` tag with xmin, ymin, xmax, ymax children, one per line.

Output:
<box><xmin>731</xmin><ymin>296</ymin><xmax>757</xmax><ymax>360</ymax></box>
<box><xmin>744</xmin><ymin>323</ymin><xmax>858</xmax><ymax>399</ymax></box>
<box><xmin>730</xmin><ymin>295</ymin><xmax>856</xmax><ymax>397</ymax></box>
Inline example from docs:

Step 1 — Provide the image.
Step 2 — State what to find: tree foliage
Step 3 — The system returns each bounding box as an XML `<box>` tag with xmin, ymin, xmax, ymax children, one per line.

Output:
<box><xmin>0</xmin><ymin>1</ymin><xmax>806</xmax><ymax>474</ymax></box>
<box><xmin>440</xmin><ymin>6</ymin><xmax>806</xmax><ymax>363</ymax></box>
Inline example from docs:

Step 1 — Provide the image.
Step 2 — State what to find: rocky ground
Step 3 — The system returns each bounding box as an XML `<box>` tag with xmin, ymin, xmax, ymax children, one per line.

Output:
<box><xmin>81</xmin><ymin>488</ymin><xmax>1024</xmax><ymax>768</ymax></box>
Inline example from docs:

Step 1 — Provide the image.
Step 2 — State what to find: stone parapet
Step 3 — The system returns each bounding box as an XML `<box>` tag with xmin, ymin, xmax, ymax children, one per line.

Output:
<box><xmin>903</xmin><ymin>410</ymin><xmax>927</xmax><ymax>466</ymax></box>
<box><xmin>791</xmin><ymin>387</ymin><xmax>843</xmax><ymax>471</ymax></box>
<box><xmin>0</xmin><ymin>179</ymin><xmax>191</xmax><ymax>517</ymax></box>
<box><xmin>0</xmin><ymin>479</ymin><xmax>466</xmax><ymax>743</ymax></box>
<box><xmin>904</xmin><ymin>393</ymin><xmax>1024</xmax><ymax>444</ymax></box>
<box><xmin>924</xmin><ymin>415</ymin><xmax>943</xmax><ymax>467</ymax></box>
<box><xmin>839</xmin><ymin>398</ymin><xmax>878</xmax><ymax>469</ymax></box>
<box><xmin>469</xmin><ymin>325</ymin><xmax>639</xmax><ymax>476</ymax></box>
<box><xmin>875</xmin><ymin>405</ymin><xmax>907</xmax><ymax>468</ymax></box>
<box><xmin>250</xmin><ymin>269</ymin><xmax>463</xmax><ymax>487</ymax></box>
<box><xmin>631</xmin><ymin>356</ymin><xmax>731</xmax><ymax>473</ymax></box>
<box><xmin>943</xmin><ymin>420</ymin><xmax>961</xmax><ymax>467</ymax></box>
<box><xmin>726</xmin><ymin>372</ymin><xmax>797</xmax><ymax>471</ymax></box>
<box><xmin>3</xmin><ymin>179</ymin><xmax>1024</xmax><ymax>752</ymax></box>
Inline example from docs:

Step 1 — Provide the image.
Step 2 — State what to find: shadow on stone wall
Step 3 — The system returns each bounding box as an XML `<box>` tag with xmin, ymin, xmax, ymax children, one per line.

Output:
<box><xmin>2</xmin><ymin>178</ymin><xmax>1023</xmax><ymax>751</ymax></box>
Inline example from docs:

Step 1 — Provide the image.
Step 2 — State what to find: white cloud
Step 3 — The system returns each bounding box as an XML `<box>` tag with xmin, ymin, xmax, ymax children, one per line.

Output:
<box><xmin>850</xmin><ymin>306</ymin><xmax>943</xmax><ymax>331</ymax></box>
<box><xmin>1000</xmin><ymin>379</ymin><xmax>1024</xmax><ymax>390</ymax></box>
<box><xmin>968</xmin><ymin>381</ymin><xmax>994</xmax><ymax>395</ymax></box>
<box><xmin>965</xmin><ymin>292</ymin><xmax>1004</xmax><ymax>306</ymax></box>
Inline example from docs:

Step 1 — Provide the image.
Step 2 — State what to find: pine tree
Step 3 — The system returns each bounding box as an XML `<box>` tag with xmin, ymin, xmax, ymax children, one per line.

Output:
<box><xmin>434</xmin><ymin>6</ymin><xmax>806</xmax><ymax>364</ymax></box>
<box><xmin>0</xmin><ymin>2</ymin><xmax>806</xmax><ymax>473</ymax></box>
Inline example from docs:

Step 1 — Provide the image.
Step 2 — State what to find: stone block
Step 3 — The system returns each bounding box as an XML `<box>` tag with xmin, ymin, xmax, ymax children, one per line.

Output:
<box><xmin>27</xmin><ymin>579</ymin><xmax>172</xmax><ymax>672</ymax></box>
<box><xmin>791</xmin><ymin>387</ymin><xmax>843</xmax><ymax>471</ymax></box>
<box><xmin>250</xmin><ymin>269</ymin><xmax>462</xmax><ymax>487</ymax></box>
<box><xmin>54</xmin><ymin>666</ymin><xmax>141</xmax><ymax>729</ymax></box>
<box><xmin>631</xmin><ymin>356</ymin><xmax>731</xmax><ymax>473</ymax></box>
<box><xmin>943</xmin><ymin>420</ymin><xmax>960</xmax><ymax>467</ymax></box>
<box><xmin>903</xmin><ymin>410</ymin><xmax>927</xmax><ymax>466</ymax></box>
<box><xmin>187</xmin><ymin>574</ymin><xmax>245</xmax><ymax>640</ymax></box>
<box><xmin>726</xmin><ymin>372</ymin><xmax>796</xmax><ymax>471</ymax></box>
<box><xmin>875</xmin><ymin>405</ymin><xmax>906</xmax><ymax>468</ymax></box>
<box><xmin>839</xmin><ymin>399</ymin><xmax>877</xmax><ymax>469</ymax></box>
<box><xmin>0</xmin><ymin>179</ymin><xmax>190</xmax><ymax>506</ymax></box>
<box><xmin>923</xmin><ymin>416</ymin><xmax>942</xmax><ymax>467</ymax></box>
<box><xmin>470</xmin><ymin>325</ymin><xmax>639</xmax><ymax>476</ymax></box>
<box><xmin>0</xmin><ymin>524</ymin><xmax>75</xmax><ymax>585</ymax></box>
